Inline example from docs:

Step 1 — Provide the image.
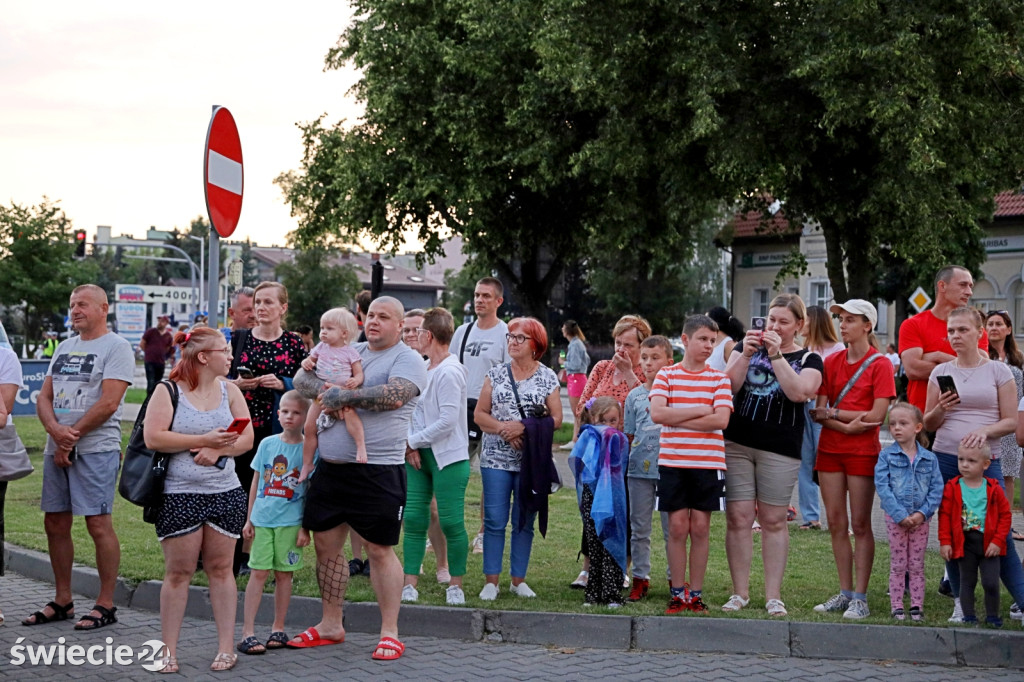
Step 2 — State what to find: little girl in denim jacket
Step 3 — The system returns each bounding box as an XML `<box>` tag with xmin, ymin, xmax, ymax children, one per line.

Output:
<box><xmin>874</xmin><ymin>401</ymin><xmax>944</xmax><ymax>621</ymax></box>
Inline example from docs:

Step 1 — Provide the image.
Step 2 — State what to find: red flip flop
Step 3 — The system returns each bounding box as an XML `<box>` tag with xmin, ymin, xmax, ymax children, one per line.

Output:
<box><xmin>371</xmin><ymin>636</ymin><xmax>405</xmax><ymax>660</ymax></box>
<box><xmin>285</xmin><ymin>627</ymin><xmax>345</xmax><ymax>648</ymax></box>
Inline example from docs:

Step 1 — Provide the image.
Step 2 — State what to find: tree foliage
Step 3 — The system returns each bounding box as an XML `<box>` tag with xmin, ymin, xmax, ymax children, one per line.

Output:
<box><xmin>275</xmin><ymin>247</ymin><xmax>362</xmax><ymax>332</ymax></box>
<box><xmin>281</xmin><ymin>0</ymin><xmax>1024</xmax><ymax>325</ymax></box>
<box><xmin>0</xmin><ymin>199</ymin><xmax>98</xmax><ymax>349</ymax></box>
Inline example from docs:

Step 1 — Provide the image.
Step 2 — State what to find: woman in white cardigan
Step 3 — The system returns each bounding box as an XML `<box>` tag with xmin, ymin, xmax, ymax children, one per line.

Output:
<box><xmin>401</xmin><ymin>307</ymin><xmax>470</xmax><ymax>605</ymax></box>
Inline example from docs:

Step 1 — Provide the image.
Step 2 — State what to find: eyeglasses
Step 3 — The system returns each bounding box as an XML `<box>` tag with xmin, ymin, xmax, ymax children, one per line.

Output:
<box><xmin>986</xmin><ymin>310</ymin><xmax>1010</xmax><ymax>318</ymax></box>
<box><xmin>205</xmin><ymin>348</ymin><xmax>232</xmax><ymax>354</ymax></box>
<box><xmin>415</xmin><ymin>328</ymin><xmax>431</xmax><ymax>335</ymax></box>
<box><xmin>506</xmin><ymin>333</ymin><xmax>531</xmax><ymax>344</ymax></box>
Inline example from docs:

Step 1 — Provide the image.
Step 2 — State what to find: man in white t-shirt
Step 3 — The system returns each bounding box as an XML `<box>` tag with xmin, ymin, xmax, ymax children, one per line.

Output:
<box><xmin>28</xmin><ymin>284</ymin><xmax>134</xmax><ymax>630</ymax></box>
<box><xmin>450</xmin><ymin>277</ymin><xmax>509</xmax><ymax>551</ymax></box>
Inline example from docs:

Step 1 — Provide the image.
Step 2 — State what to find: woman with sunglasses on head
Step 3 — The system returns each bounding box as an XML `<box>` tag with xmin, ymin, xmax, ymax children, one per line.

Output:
<box><xmin>987</xmin><ymin>310</ymin><xmax>1024</xmax><ymax>533</ymax></box>
<box><xmin>474</xmin><ymin>318</ymin><xmax>562</xmax><ymax>601</ymax></box>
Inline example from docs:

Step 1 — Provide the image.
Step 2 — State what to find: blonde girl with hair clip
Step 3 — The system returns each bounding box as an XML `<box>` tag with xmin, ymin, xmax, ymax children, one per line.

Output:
<box><xmin>299</xmin><ymin>308</ymin><xmax>366</xmax><ymax>480</ymax></box>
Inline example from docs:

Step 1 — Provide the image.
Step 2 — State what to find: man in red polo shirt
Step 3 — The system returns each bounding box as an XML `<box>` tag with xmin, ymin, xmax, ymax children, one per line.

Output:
<box><xmin>898</xmin><ymin>265</ymin><xmax>988</xmax><ymax>413</ymax></box>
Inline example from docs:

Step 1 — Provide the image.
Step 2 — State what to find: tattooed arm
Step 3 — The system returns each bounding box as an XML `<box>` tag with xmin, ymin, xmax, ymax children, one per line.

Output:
<box><xmin>322</xmin><ymin>377</ymin><xmax>420</xmax><ymax>413</ymax></box>
<box><xmin>293</xmin><ymin>368</ymin><xmax>326</xmax><ymax>400</ymax></box>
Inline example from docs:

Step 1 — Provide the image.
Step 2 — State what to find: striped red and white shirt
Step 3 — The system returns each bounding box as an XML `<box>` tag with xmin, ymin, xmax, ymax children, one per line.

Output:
<box><xmin>649</xmin><ymin>363</ymin><xmax>733</xmax><ymax>470</ymax></box>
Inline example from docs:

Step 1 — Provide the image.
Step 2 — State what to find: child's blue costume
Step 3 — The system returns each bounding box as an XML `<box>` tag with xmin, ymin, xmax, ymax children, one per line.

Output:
<box><xmin>569</xmin><ymin>423</ymin><xmax>629</xmax><ymax>573</ymax></box>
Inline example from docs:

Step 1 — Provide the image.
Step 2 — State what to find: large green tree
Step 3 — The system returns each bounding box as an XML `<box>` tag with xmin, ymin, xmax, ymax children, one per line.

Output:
<box><xmin>277</xmin><ymin>0</ymin><xmax>720</xmax><ymax>323</ymax></box>
<box><xmin>275</xmin><ymin>247</ymin><xmax>362</xmax><ymax>332</ymax></box>
<box><xmin>539</xmin><ymin>0</ymin><xmax>1023</xmax><ymax>305</ymax></box>
<box><xmin>0</xmin><ymin>199</ymin><xmax>98</xmax><ymax>351</ymax></box>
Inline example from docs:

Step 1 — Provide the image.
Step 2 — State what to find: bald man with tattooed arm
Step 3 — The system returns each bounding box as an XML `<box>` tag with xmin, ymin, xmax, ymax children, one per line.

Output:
<box><xmin>290</xmin><ymin>296</ymin><xmax>427</xmax><ymax>660</ymax></box>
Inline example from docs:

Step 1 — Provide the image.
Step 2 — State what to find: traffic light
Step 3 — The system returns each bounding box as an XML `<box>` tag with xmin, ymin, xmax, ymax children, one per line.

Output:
<box><xmin>74</xmin><ymin>230</ymin><xmax>86</xmax><ymax>259</ymax></box>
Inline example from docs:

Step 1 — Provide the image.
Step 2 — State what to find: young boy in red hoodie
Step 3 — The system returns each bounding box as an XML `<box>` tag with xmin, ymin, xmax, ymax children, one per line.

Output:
<box><xmin>938</xmin><ymin>443</ymin><xmax>1011</xmax><ymax>628</ymax></box>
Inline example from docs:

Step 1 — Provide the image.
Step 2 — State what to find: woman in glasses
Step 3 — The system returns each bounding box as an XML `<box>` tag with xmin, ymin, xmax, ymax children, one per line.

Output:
<box><xmin>474</xmin><ymin>318</ymin><xmax>562</xmax><ymax>601</ymax></box>
<box><xmin>986</xmin><ymin>310</ymin><xmax>1024</xmax><ymax>534</ymax></box>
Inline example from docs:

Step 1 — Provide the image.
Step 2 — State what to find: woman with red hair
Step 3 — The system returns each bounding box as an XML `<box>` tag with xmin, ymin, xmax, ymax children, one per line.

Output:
<box><xmin>474</xmin><ymin>317</ymin><xmax>562</xmax><ymax>600</ymax></box>
<box><xmin>144</xmin><ymin>327</ymin><xmax>254</xmax><ymax>673</ymax></box>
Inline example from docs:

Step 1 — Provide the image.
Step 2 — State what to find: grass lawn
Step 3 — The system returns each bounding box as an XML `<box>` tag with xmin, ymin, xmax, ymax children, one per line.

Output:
<box><xmin>125</xmin><ymin>388</ymin><xmax>147</xmax><ymax>405</ymax></box>
<box><xmin>5</xmin><ymin>416</ymin><xmax>1015</xmax><ymax>626</ymax></box>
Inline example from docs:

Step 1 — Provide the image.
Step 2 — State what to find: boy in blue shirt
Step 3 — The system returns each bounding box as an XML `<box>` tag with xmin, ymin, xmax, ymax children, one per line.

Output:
<box><xmin>623</xmin><ymin>335</ymin><xmax>675</xmax><ymax>602</ymax></box>
<box><xmin>237</xmin><ymin>391</ymin><xmax>312</xmax><ymax>654</ymax></box>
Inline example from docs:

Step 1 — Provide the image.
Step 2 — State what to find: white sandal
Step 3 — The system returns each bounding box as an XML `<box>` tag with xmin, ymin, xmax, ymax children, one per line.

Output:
<box><xmin>721</xmin><ymin>594</ymin><xmax>749</xmax><ymax>612</ymax></box>
<box><xmin>766</xmin><ymin>599</ymin><xmax>788</xmax><ymax>617</ymax></box>
<box><xmin>570</xmin><ymin>570</ymin><xmax>589</xmax><ymax>589</ymax></box>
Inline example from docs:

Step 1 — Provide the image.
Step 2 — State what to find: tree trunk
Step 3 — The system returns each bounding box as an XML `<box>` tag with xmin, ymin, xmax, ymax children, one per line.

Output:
<box><xmin>820</xmin><ymin>219</ymin><xmax>849</xmax><ymax>302</ymax></box>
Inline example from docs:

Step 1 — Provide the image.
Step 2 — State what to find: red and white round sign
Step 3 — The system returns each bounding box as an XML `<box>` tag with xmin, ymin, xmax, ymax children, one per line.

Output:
<box><xmin>204</xmin><ymin>106</ymin><xmax>243</xmax><ymax>238</ymax></box>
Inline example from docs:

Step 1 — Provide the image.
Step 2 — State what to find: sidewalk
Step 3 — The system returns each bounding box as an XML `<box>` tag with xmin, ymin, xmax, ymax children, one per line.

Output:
<box><xmin>2</xmin><ymin>544</ymin><xmax>1022</xmax><ymax>675</ymax></box>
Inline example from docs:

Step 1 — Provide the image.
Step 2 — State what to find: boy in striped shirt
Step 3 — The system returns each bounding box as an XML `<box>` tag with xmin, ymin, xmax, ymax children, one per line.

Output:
<box><xmin>650</xmin><ymin>314</ymin><xmax>734</xmax><ymax>614</ymax></box>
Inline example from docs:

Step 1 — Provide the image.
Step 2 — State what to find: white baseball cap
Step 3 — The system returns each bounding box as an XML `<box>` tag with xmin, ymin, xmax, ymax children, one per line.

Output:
<box><xmin>830</xmin><ymin>299</ymin><xmax>877</xmax><ymax>327</ymax></box>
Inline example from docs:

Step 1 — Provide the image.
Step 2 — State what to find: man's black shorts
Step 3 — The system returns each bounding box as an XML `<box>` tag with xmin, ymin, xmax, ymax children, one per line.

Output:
<box><xmin>303</xmin><ymin>461</ymin><xmax>406</xmax><ymax>546</ymax></box>
<box><xmin>657</xmin><ymin>466</ymin><xmax>726</xmax><ymax>513</ymax></box>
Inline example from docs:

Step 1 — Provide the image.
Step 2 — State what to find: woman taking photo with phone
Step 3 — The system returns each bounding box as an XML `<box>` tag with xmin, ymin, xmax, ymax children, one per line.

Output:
<box><xmin>722</xmin><ymin>294</ymin><xmax>823</xmax><ymax>617</ymax></box>
<box><xmin>924</xmin><ymin>305</ymin><xmax>1024</xmax><ymax>622</ymax></box>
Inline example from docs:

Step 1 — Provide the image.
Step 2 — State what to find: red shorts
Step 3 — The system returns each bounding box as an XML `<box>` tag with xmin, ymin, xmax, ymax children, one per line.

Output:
<box><xmin>815</xmin><ymin>451</ymin><xmax>878</xmax><ymax>478</ymax></box>
<box><xmin>566</xmin><ymin>373</ymin><xmax>587</xmax><ymax>398</ymax></box>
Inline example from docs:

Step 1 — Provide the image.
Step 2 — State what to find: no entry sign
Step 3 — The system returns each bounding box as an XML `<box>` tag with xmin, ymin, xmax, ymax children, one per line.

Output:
<box><xmin>204</xmin><ymin>106</ymin><xmax>243</xmax><ymax>238</ymax></box>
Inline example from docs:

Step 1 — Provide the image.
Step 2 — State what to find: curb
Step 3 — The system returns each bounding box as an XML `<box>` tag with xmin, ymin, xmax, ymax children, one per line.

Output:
<box><xmin>5</xmin><ymin>544</ymin><xmax>1022</xmax><ymax>670</ymax></box>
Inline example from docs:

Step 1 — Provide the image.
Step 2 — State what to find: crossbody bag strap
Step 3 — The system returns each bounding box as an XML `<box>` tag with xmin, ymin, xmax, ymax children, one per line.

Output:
<box><xmin>505</xmin><ymin>363</ymin><xmax>528</xmax><ymax>419</ymax></box>
<box><xmin>459</xmin><ymin>321</ymin><xmax>476</xmax><ymax>364</ymax></box>
<box><xmin>832</xmin><ymin>353</ymin><xmax>882</xmax><ymax>408</ymax></box>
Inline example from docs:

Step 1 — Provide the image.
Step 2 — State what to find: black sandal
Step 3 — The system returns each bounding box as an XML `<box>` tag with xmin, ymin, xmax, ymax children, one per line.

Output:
<box><xmin>265</xmin><ymin>631</ymin><xmax>289</xmax><ymax>649</ymax></box>
<box><xmin>74</xmin><ymin>604</ymin><xmax>117</xmax><ymax>630</ymax></box>
<box><xmin>236</xmin><ymin>636</ymin><xmax>266</xmax><ymax>655</ymax></box>
<box><xmin>22</xmin><ymin>601</ymin><xmax>74</xmax><ymax>626</ymax></box>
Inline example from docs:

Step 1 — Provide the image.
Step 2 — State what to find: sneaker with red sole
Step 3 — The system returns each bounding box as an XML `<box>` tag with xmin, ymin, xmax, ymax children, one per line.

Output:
<box><xmin>665</xmin><ymin>596</ymin><xmax>688</xmax><ymax>614</ymax></box>
<box><xmin>688</xmin><ymin>595</ymin><xmax>708</xmax><ymax>613</ymax></box>
<box><xmin>627</xmin><ymin>578</ymin><xmax>650</xmax><ymax>602</ymax></box>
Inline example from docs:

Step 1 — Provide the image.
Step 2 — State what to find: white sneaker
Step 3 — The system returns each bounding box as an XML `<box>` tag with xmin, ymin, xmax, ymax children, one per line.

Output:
<box><xmin>510</xmin><ymin>582</ymin><xmax>537</xmax><ymax>598</ymax></box>
<box><xmin>401</xmin><ymin>584</ymin><xmax>419</xmax><ymax>603</ymax></box>
<box><xmin>471</xmin><ymin>532</ymin><xmax>484</xmax><ymax>554</ymax></box>
<box><xmin>436</xmin><ymin>567</ymin><xmax>451</xmax><ymax>584</ymax></box>
<box><xmin>479</xmin><ymin>583</ymin><xmax>499</xmax><ymax>601</ymax></box>
<box><xmin>722</xmin><ymin>594</ymin><xmax>750</xmax><ymax>612</ymax></box>
<box><xmin>814</xmin><ymin>593</ymin><xmax>851</xmax><ymax>614</ymax></box>
<box><xmin>843</xmin><ymin>599</ymin><xmax>870</xmax><ymax>620</ymax></box>
<box><xmin>949</xmin><ymin>598</ymin><xmax>964</xmax><ymax>623</ymax></box>
<box><xmin>446</xmin><ymin>585</ymin><xmax>466</xmax><ymax>606</ymax></box>
<box><xmin>1010</xmin><ymin>602</ymin><xmax>1022</xmax><ymax>621</ymax></box>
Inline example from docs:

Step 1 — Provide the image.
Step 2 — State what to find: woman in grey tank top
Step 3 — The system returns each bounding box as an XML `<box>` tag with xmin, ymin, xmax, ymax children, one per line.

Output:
<box><xmin>143</xmin><ymin>327</ymin><xmax>254</xmax><ymax>673</ymax></box>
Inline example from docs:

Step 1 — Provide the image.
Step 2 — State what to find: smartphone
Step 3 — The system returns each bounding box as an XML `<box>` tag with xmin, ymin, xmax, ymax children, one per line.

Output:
<box><xmin>68</xmin><ymin>446</ymin><xmax>77</xmax><ymax>462</ymax></box>
<box><xmin>191</xmin><ymin>450</ymin><xmax>228</xmax><ymax>469</ymax></box>
<box><xmin>751</xmin><ymin>317</ymin><xmax>766</xmax><ymax>332</ymax></box>
<box><xmin>225</xmin><ymin>417</ymin><xmax>250</xmax><ymax>434</ymax></box>
<box><xmin>937</xmin><ymin>375</ymin><xmax>958</xmax><ymax>397</ymax></box>
<box><xmin>236</xmin><ymin>366</ymin><xmax>255</xmax><ymax>379</ymax></box>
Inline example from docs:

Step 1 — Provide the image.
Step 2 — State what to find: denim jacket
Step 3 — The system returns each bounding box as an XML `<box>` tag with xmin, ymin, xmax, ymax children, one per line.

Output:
<box><xmin>874</xmin><ymin>442</ymin><xmax>944</xmax><ymax>524</ymax></box>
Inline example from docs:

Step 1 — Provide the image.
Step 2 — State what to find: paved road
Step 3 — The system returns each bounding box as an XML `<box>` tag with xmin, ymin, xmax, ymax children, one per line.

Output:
<box><xmin>0</xmin><ymin>571</ymin><xmax>1017</xmax><ymax>681</ymax></box>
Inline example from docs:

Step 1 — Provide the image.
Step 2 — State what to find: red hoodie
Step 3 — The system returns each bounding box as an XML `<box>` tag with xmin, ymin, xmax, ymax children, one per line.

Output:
<box><xmin>937</xmin><ymin>476</ymin><xmax>1011</xmax><ymax>559</ymax></box>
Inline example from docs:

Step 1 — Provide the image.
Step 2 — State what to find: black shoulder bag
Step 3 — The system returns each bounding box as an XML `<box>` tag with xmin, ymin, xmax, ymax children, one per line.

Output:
<box><xmin>119</xmin><ymin>380</ymin><xmax>179</xmax><ymax>523</ymax></box>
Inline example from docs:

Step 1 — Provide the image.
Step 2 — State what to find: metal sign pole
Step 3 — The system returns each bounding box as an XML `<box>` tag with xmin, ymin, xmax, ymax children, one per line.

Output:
<box><xmin>208</xmin><ymin>231</ymin><xmax>220</xmax><ymax>329</ymax></box>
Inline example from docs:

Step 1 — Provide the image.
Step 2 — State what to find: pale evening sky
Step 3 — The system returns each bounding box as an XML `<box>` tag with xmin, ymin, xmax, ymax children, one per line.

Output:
<box><xmin>1</xmin><ymin>1</ymin><xmax>363</xmax><ymax>247</ymax></box>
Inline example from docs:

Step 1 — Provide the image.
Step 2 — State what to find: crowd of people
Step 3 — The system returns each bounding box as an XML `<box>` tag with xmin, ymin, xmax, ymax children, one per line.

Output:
<box><xmin>3</xmin><ymin>265</ymin><xmax>1023</xmax><ymax>673</ymax></box>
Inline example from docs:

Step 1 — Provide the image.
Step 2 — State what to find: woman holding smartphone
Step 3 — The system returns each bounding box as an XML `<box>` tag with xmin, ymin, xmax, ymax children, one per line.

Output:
<box><xmin>229</xmin><ymin>281</ymin><xmax>307</xmax><ymax>574</ymax></box>
<box><xmin>924</xmin><ymin>305</ymin><xmax>1024</xmax><ymax>623</ymax></box>
<box><xmin>144</xmin><ymin>327</ymin><xmax>254</xmax><ymax>672</ymax></box>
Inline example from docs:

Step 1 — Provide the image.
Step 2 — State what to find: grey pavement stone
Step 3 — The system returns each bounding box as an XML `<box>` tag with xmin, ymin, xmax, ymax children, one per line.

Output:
<box><xmin>634</xmin><ymin>614</ymin><xmax>790</xmax><ymax>655</ymax></box>
<box><xmin>483</xmin><ymin>609</ymin><xmax>631</xmax><ymax>648</ymax></box>
<box><xmin>954</xmin><ymin>626</ymin><xmax>1024</xmax><ymax>669</ymax></box>
<box><xmin>790</xmin><ymin>621</ymin><xmax>959</xmax><ymax>666</ymax></box>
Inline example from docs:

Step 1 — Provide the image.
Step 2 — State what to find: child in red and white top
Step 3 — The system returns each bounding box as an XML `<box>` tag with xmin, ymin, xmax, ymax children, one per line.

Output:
<box><xmin>649</xmin><ymin>314</ymin><xmax>733</xmax><ymax>615</ymax></box>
